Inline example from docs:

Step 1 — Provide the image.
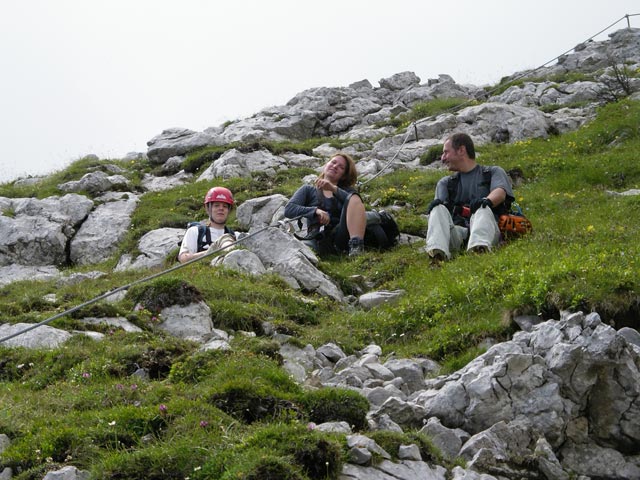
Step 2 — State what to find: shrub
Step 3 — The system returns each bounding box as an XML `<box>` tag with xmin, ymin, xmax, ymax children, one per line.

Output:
<box><xmin>301</xmin><ymin>388</ymin><xmax>369</xmax><ymax>431</ymax></box>
<box><xmin>420</xmin><ymin>144</ymin><xmax>443</xmax><ymax>165</ymax></box>
<box><xmin>293</xmin><ymin>435</ymin><xmax>343</xmax><ymax>478</ymax></box>
<box><xmin>126</xmin><ymin>277</ymin><xmax>203</xmax><ymax>312</ymax></box>
<box><xmin>242</xmin><ymin>456</ymin><xmax>305</xmax><ymax>480</ymax></box>
<box><xmin>168</xmin><ymin>350</ymin><xmax>228</xmax><ymax>383</ymax></box>
<box><xmin>210</xmin><ymin>381</ymin><xmax>302</xmax><ymax>424</ymax></box>
<box><xmin>210</xmin><ymin>299</ymin><xmax>267</xmax><ymax>333</ymax></box>
<box><xmin>214</xmin><ymin>424</ymin><xmax>344</xmax><ymax>480</ymax></box>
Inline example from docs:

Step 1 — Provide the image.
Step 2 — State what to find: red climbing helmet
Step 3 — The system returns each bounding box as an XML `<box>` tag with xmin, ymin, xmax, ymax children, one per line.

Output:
<box><xmin>204</xmin><ymin>187</ymin><xmax>234</xmax><ymax>207</ymax></box>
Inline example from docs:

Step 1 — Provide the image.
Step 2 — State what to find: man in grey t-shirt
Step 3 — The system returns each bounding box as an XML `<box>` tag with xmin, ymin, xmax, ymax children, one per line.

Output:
<box><xmin>425</xmin><ymin>133</ymin><xmax>514</xmax><ymax>261</ymax></box>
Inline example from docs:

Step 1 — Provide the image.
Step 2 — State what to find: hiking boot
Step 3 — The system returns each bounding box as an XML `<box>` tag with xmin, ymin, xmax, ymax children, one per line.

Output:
<box><xmin>428</xmin><ymin>249</ymin><xmax>446</xmax><ymax>262</ymax></box>
<box><xmin>348</xmin><ymin>237</ymin><xmax>365</xmax><ymax>257</ymax></box>
<box><xmin>470</xmin><ymin>245</ymin><xmax>489</xmax><ymax>254</ymax></box>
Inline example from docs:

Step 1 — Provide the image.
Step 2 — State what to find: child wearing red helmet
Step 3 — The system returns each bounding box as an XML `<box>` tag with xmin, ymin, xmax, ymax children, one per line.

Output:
<box><xmin>178</xmin><ymin>186</ymin><xmax>237</xmax><ymax>264</ymax></box>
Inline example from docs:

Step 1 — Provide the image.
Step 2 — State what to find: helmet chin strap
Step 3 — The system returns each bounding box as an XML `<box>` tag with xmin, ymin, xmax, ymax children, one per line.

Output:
<box><xmin>208</xmin><ymin>217</ymin><xmax>225</xmax><ymax>228</ymax></box>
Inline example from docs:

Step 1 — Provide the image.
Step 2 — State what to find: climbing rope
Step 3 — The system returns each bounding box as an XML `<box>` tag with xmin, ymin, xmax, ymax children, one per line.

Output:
<box><xmin>358</xmin><ymin>13</ymin><xmax>639</xmax><ymax>190</ymax></box>
<box><xmin>0</xmin><ymin>215</ymin><xmax>304</xmax><ymax>345</ymax></box>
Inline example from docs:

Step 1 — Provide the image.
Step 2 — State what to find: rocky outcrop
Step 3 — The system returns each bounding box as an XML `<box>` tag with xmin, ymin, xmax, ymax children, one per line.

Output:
<box><xmin>2</xmin><ymin>29</ymin><xmax>638</xmax><ymax>289</ymax></box>
<box><xmin>3</xmin><ymin>302</ymin><xmax>639</xmax><ymax>478</ymax></box>
<box><xmin>242</xmin><ymin>226</ymin><xmax>345</xmax><ymax>302</ymax></box>
<box><xmin>279</xmin><ymin>311</ymin><xmax>640</xmax><ymax>479</ymax></box>
<box><xmin>197</xmin><ymin>148</ymin><xmax>288</xmax><ymax>180</ymax></box>
<box><xmin>515</xmin><ymin>27</ymin><xmax>640</xmax><ymax>79</ymax></box>
<box><xmin>0</xmin><ymin>194</ymin><xmax>93</xmax><ymax>266</ymax></box>
<box><xmin>235</xmin><ymin>194</ymin><xmax>288</xmax><ymax>229</ymax></box>
<box><xmin>115</xmin><ymin>227</ymin><xmax>184</xmax><ymax>271</ymax></box>
<box><xmin>58</xmin><ymin>171</ymin><xmax>132</xmax><ymax>195</ymax></box>
<box><xmin>146</xmin><ymin>128</ymin><xmax>220</xmax><ymax>164</ymax></box>
<box><xmin>70</xmin><ymin>193</ymin><xmax>139</xmax><ymax>265</ymax></box>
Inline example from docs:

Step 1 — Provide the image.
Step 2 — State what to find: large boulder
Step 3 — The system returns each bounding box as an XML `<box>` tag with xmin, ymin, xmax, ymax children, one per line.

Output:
<box><xmin>146</xmin><ymin>128</ymin><xmax>219</xmax><ymax>164</ymax></box>
<box><xmin>242</xmin><ymin>227</ymin><xmax>345</xmax><ymax>302</ymax></box>
<box><xmin>218</xmin><ymin>249</ymin><xmax>266</xmax><ymax>276</ymax></box>
<box><xmin>0</xmin><ymin>194</ymin><xmax>94</xmax><ymax>267</ymax></box>
<box><xmin>140</xmin><ymin>171</ymin><xmax>193</xmax><ymax>192</ymax></box>
<box><xmin>58</xmin><ymin>171</ymin><xmax>131</xmax><ymax>194</ymax></box>
<box><xmin>70</xmin><ymin>194</ymin><xmax>139</xmax><ymax>265</ymax></box>
<box><xmin>7</xmin><ymin>194</ymin><xmax>93</xmax><ymax>226</ymax></box>
<box><xmin>0</xmin><ymin>323</ymin><xmax>72</xmax><ymax>349</ymax></box>
<box><xmin>0</xmin><ymin>265</ymin><xmax>60</xmax><ymax>287</ymax></box>
<box><xmin>157</xmin><ymin>301</ymin><xmax>213</xmax><ymax>343</ymax></box>
<box><xmin>197</xmin><ymin>149</ymin><xmax>287</xmax><ymax>180</ymax></box>
<box><xmin>115</xmin><ymin>227</ymin><xmax>184</xmax><ymax>271</ymax></box>
<box><xmin>218</xmin><ymin>108</ymin><xmax>321</xmax><ymax>144</ymax></box>
<box><xmin>0</xmin><ymin>216</ymin><xmax>69</xmax><ymax>266</ymax></box>
<box><xmin>453</xmin><ymin>102</ymin><xmax>550</xmax><ymax>144</ymax></box>
<box><xmin>235</xmin><ymin>194</ymin><xmax>288</xmax><ymax>229</ymax></box>
<box><xmin>379</xmin><ymin>71</ymin><xmax>421</xmax><ymax>91</ymax></box>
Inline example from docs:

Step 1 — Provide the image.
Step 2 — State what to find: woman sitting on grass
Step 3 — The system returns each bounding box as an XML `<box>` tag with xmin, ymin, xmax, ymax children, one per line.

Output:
<box><xmin>285</xmin><ymin>153</ymin><xmax>366</xmax><ymax>257</ymax></box>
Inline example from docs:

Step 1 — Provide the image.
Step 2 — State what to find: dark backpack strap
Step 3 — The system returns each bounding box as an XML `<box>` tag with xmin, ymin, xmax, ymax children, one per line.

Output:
<box><xmin>480</xmin><ymin>166</ymin><xmax>492</xmax><ymax>188</ymax></box>
<box><xmin>480</xmin><ymin>166</ymin><xmax>512</xmax><ymax>215</ymax></box>
<box><xmin>196</xmin><ymin>223</ymin><xmax>211</xmax><ymax>252</ymax></box>
<box><xmin>449</xmin><ymin>167</ymin><xmax>511</xmax><ymax>216</ymax></box>
<box><xmin>446</xmin><ymin>173</ymin><xmax>459</xmax><ymax>205</ymax></box>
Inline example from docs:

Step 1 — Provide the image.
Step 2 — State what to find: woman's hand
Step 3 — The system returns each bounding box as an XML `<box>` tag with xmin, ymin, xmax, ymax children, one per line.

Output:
<box><xmin>315</xmin><ymin>178</ymin><xmax>337</xmax><ymax>193</ymax></box>
<box><xmin>315</xmin><ymin>208</ymin><xmax>330</xmax><ymax>225</ymax></box>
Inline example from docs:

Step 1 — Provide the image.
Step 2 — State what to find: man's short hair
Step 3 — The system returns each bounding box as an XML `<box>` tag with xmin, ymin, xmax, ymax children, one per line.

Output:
<box><xmin>448</xmin><ymin>133</ymin><xmax>476</xmax><ymax>159</ymax></box>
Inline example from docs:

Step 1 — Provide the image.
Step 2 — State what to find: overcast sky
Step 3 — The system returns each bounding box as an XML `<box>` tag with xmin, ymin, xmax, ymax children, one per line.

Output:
<box><xmin>0</xmin><ymin>1</ymin><xmax>638</xmax><ymax>183</ymax></box>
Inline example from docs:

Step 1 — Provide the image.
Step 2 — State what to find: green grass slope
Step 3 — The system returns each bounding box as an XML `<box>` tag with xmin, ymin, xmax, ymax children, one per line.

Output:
<box><xmin>0</xmin><ymin>99</ymin><xmax>639</xmax><ymax>479</ymax></box>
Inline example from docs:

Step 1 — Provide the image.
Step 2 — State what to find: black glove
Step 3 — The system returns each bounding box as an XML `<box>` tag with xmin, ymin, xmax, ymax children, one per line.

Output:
<box><xmin>470</xmin><ymin>197</ymin><xmax>493</xmax><ymax>213</ymax></box>
<box><xmin>427</xmin><ymin>198</ymin><xmax>444</xmax><ymax>214</ymax></box>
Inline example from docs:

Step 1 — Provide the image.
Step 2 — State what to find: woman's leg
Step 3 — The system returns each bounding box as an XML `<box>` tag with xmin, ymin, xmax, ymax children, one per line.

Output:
<box><xmin>333</xmin><ymin>193</ymin><xmax>366</xmax><ymax>252</ymax></box>
<box><xmin>346</xmin><ymin>194</ymin><xmax>366</xmax><ymax>239</ymax></box>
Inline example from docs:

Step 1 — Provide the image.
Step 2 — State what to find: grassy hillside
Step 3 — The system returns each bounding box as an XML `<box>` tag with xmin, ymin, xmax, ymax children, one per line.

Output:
<box><xmin>0</xmin><ymin>99</ymin><xmax>639</xmax><ymax>479</ymax></box>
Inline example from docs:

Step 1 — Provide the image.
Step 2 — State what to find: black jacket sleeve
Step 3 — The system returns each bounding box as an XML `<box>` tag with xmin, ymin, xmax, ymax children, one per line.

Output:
<box><xmin>285</xmin><ymin>185</ymin><xmax>319</xmax><ymax>221</ymax></box>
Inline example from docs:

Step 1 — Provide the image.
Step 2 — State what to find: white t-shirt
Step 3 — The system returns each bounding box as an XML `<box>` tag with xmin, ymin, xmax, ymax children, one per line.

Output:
<box><xmin>179</xmin><ymin>224</ymin><xmax>226</xmax><ymax>256</ymax></box>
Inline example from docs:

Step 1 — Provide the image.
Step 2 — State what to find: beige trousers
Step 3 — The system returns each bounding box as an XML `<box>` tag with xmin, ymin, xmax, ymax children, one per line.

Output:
<box><xmin>426</xmin><ymin>205</ymin><xmax>500</xmax><ymax>259</ymax></box>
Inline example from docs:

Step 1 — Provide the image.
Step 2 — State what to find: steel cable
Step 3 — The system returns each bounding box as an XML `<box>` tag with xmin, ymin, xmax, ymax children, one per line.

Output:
<box><xmin>358</xmin><ymin>14</ymin><xmax>638</xmax><ymax>190</ymax></box>
<box><xmin>0</xmin><ymin>215</ymin><xmax>304</xmax><ymax>344</ymax></box>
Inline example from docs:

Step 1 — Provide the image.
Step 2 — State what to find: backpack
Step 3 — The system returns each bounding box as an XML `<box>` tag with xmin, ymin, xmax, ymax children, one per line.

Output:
<box><xmin>183</xmin><ymin>221</ymin><xmax>235</xmax><ymax>252</ymax></box>
<box><xmin>446</xmin><ymin>166</ymin><xmax>511</xmax><ymax>216</ymax></box>
<box><xmin>364</xmin><ymin>210</ymin><xmax>400</xmax><ymax>250</ymax></box>
<box><xmin>497</xmin><ymin>203</ymin><xmax>533</xmax><ymax>239</ymax></box>
<box><xmin>446</xmin><ymin>167</ymin><xmax>531</xmax><ymax>238</ymax></box>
